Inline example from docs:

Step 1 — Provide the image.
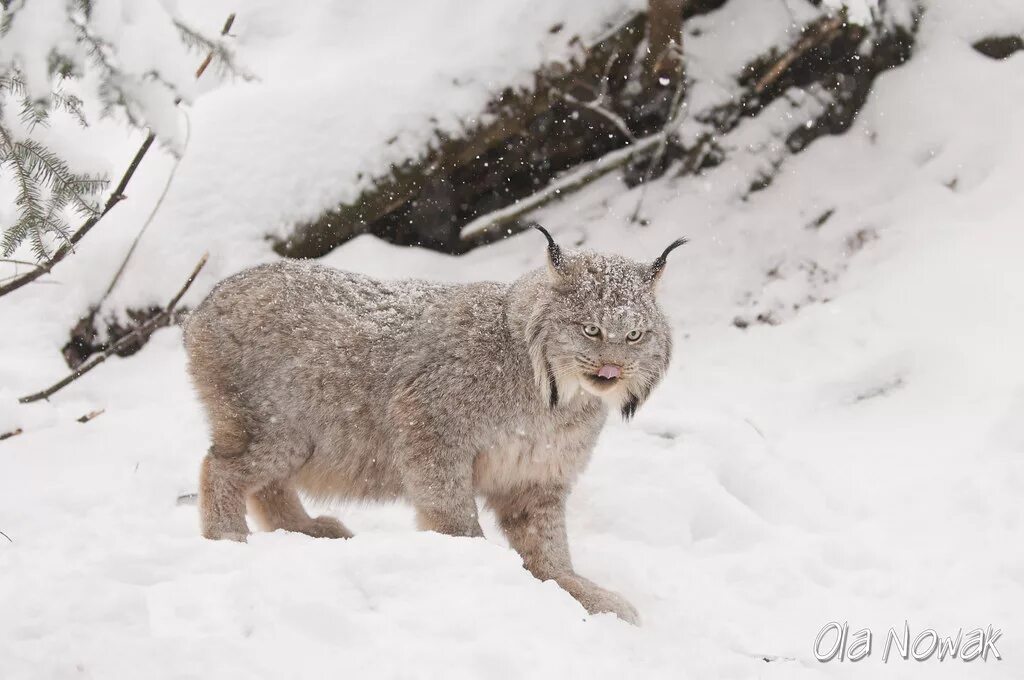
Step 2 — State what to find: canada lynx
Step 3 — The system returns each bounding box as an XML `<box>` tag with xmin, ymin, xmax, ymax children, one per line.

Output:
<box><xmin>183</xmin><ymin>227</ymin><xmax>685</xmax><ymax>624</ymax></box>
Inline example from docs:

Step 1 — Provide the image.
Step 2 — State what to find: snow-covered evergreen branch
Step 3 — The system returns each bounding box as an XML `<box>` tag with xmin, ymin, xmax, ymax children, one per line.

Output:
<box><xmin>0</xmin><ymin>0</ymin><xmax>242</xmax><ymax>275</ymax></box>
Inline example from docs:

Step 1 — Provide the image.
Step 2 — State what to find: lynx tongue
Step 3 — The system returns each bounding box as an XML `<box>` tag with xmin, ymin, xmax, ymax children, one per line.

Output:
<box><xmin>597</xmin><ymin>364</ymin><xmax>622</xmax><ymax>379</ymax></box>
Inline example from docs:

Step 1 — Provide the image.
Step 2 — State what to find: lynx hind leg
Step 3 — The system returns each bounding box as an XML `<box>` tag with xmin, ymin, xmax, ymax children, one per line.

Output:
<box><xmin>248</xmin><ymin>481</ymin><xmax>353</xmax><ymax>539</ymax></box>
<box><xmin>198</xmin><ymin>424</ymin><xmax>314</xmax><ymax>542</ymax></box>
<box><xmin>199</xmin><ymin>452</ymin><xmax>251</xmax><ymax>542</ymax></box>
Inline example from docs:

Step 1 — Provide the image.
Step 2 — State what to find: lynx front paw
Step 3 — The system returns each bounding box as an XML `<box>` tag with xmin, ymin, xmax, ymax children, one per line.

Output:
<box><xmin>559</xmin><ymin>575</ymin><xmax>640</xmax><ymax>625</ymax></box>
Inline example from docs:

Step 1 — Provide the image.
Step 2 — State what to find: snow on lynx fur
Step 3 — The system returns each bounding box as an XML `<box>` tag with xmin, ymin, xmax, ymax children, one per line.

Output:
<box><xmin>183</xmin><ymin>227</ymin><xmax>686</xmax><ymax>623</ymax></box>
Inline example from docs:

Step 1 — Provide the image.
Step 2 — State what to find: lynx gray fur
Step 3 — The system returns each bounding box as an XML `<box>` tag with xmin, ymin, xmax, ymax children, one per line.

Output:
<box><xmin>183</xmin><ymin>227</ymin><xmax>686</xmax><ymax>624</ymax></box>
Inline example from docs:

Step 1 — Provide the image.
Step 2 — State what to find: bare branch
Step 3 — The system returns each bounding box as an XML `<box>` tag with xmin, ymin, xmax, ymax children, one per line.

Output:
<box><xmin>754</xmin><ymin>15</ymin><xmax>845</xmax><ymax>95</ymax></box>
<box><xmin>77</xmin><ymin>408</ymin><xmax>105</xmax><ymax>423</ymax></box>
<box><xmin>0</xmin><ymin>427</ymin><xmax>23</xmax><ymax>441</ymax></box>
<box><xmin>556</xmin><ymin>89</ymin><xmax>636</xmax><ymax>142</ymax></box>
<box><xmin>630</xmin><ymin>66</ymin><xmax>688</xmax><ymax>223</ymax></box>
<box><xmin>17</xmin><ymin>253</ymin><xmax>208</xmax><ymax>403</ymax></box>
<box><xmin>98</xmin><ymin>114</ymin><xmax>190</xmax><ymax>306</ymax></box>
<box><xmin>553</xmin><ymin>49</ymin><xmax>635</xmax><ymax>142</ymax></box>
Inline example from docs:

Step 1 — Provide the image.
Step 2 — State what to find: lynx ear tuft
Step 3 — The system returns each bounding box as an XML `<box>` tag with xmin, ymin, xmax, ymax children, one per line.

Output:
<box><xmin>648</xmin><ymin>236</ymin><xmax>689</xmax><ymax>284</ymax></box>
<box><xmin>533</xmin><ymin>224</ymin><xmax>565</xmax><ymax>275</ymax></box>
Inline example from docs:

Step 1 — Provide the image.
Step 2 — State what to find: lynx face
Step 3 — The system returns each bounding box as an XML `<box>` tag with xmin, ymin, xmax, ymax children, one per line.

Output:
<box><xmin>526</xmin><ymin>228</ymin><xmax>686</xmax><ymax>420</ymax></box>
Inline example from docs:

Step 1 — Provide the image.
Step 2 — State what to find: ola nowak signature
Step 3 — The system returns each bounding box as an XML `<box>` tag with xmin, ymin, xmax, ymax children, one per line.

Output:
<box><xmin>815</xmin><ymin>621</ymin><xmax>1002</xmax><ymax>663</ymax></box>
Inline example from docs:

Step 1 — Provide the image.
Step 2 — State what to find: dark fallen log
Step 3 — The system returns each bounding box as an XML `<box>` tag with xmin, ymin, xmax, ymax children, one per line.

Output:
<box><xmin>273</xmin><ymin>13</ymin><xmax>651</xmax><ymax>258</ymax></box>
<box><xmin>276</xmin><ymin>0</ymin><xmax>732</xmax><ymax>259</ymax></box>
<box><xmin>277</xmin><ymin>4</ymin><xmax>916</xmax><ymax>260</ymax></box>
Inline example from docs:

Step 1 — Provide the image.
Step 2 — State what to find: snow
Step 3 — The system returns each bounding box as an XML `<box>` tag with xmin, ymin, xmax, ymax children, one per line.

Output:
<box><xmin>2</xmin><ymin>0</ymin><xmax>1024</xmax><ymax>678</ymax></box>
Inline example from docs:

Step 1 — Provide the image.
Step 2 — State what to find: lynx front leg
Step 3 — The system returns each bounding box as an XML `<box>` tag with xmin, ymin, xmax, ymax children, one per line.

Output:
<box><xmin>399</xmin><ymin>438</ymin><xmax>483</xmax><ymax>538</ymax></box>
<box><xmin>492</xmin><ymin>487</ymin><xmax>639</xmax><ymax>625</ymax></box>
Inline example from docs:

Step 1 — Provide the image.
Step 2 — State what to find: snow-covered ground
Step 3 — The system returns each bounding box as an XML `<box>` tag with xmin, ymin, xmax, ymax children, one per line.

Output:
<box><xmin>2</xmin><ymin>1</ymin><xmax>1023</xmax><ymax>678</ymax></box>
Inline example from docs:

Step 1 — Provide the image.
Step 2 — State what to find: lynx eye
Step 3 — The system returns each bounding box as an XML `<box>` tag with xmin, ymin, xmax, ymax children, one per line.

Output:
<box><xmin>582</xmin><ymin>324</ymin><xmax>601</xmax><ymax>338</ymax></box>
<box><xmin>626</xmin><ymin>329</ymin><xmax>644</xmax><ymax>342</ymax></box>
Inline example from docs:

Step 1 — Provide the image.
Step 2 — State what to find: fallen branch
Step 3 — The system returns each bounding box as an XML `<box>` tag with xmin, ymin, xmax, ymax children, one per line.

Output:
<box><xmin>18</xmin><ymin>253</ymin><xmax>208</xmax><ymax>403</ymax></box>
<box><xmin>556</xmin><ymin>89</ymin><xmax>636</xmax><ymax>142</ymax></box>
<box><xmin>77</xmin><ymin>408</ymin><xmax>105</xmax><ymax>424</ymax></box>
<box><xmin>461</xmin><ymin>53</ymin><xmax>690</xmax><ymax>241</ymax></box>
<box><xmin>754</xmin><ymin>15</ymin><xmax>845</xmax><ymax>94</ymax></box>
<box><xmin>460</xmin><ymin>132</ymin><xmax>662</xmax><ymax>244</ymax></box>
<box><xmin>0</xmin><ymin>132</ymin><xmax>156</xmax><ymax>298</ymax></box>
<box><xmin>0</xmin><ymin>427</ymin><xmax>23</xmax><ymax>441</ymax></box>
<box><xmin>553</xmin><ymin>50</ymin><xmax>636</xmax><ymax>142</ymax></box>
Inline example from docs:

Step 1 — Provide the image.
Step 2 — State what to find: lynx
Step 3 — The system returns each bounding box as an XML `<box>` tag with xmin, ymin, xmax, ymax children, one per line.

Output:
<box><xmin>183</xmin><ymin>227</ymin><xmax>686</xmax><ymax>624</ymax></box>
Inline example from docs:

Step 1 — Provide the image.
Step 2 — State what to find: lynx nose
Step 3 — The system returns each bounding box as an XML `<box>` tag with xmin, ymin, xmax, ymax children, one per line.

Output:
<box><xmin>597</xmin><ymin>364</ymin><xmax>622</xmax><ymax>379</ymax></box>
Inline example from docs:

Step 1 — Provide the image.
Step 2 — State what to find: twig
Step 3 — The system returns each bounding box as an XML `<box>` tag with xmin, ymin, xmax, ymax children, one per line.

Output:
<box><xmin>100</xmin><ymin>12</ymin><xmax>229</xmax><ymax>304</ymax></box>
<box><xmin>554</xmin><ymin>50</ymin><xmax>635</xmax><ymax>142</ymax></box>
<box><xmin>0</xmin><ymin>529</ymin><xmax>11</xmax><ymax>542</ymax></box>
<box><xmin>97</xmin><ymin>112</ymin><xmax>191</xmax><ymax>306</ymax></box>
<box><xmin>0</xmin><ymin>258</ymin><xmax>42</xmax><ymax>269</ymax></box>
<box><xmin>0</xmin><ymin>427</ymin><xmax>23</xmax><ymax>441</ymax></box>
<box><xmin>77</xmin><ymin>409</ymin><xmax>105</xmax><ymax>424</ymax></box>
<box><xmin>0</xmin><ymin>133</ymin><xmax>156</xmax><ymax>298</ymax></box>
<box><xmin>556</xmin><ymin>90</ymin><xmax>636</xmax><ymax>142</ymax></box>
<box><xmin>630</xmin><ymin>59</ymin><xmax>688</xmax><ymax>224</ymax></box>
<box><xmin>675</xmin><ymin>134</ymin><xmax>713</xmax><ymax>177</ymax></box>
<box><xmin>754</xmin><ymin>15</ymin><xmax>844</xmax><ymax>95</ymax></box>
<box><xmin>176</xmin><ymin>493</ymin><xmax>198</xmax><ymax>506</ymax></box>
<box><xmin>18</xmin><ymin>253</ymin><xmax>208</xmax><ymax>404</ymax></box>
<box><xmin>194</xmin><ymin>12</ymin><xmax>236</xmax><ymax>79</ymax></box>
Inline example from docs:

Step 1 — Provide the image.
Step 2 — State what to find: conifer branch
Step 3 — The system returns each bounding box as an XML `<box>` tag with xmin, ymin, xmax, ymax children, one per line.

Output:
<box><xmin>0</xmin><ymin>132</ymin><xmax>155</xmax><ymax>298</ymax></box>
<box><xmin>176</xmin><ymin>16</ymin><xmax>241</xmax><ymax>80</ymax></box>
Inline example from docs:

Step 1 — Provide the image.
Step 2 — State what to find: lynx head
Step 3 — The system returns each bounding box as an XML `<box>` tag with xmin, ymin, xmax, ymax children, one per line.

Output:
<box><xmin>524</xmin><ymin>225</ymin><xmax>686</xmax><ymax>420</ymax></box>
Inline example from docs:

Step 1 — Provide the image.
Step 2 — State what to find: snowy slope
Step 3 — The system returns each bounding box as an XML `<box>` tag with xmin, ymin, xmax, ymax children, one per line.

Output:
<box><xmin>2</xmin><ymin>1</ymin><xmax>1024</xmax><ymax>678</ymax></box>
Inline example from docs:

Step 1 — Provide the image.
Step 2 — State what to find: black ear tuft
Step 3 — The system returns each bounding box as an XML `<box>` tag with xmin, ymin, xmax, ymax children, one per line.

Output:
<box><xmin>533</xmin><ymin>224</ymin><xmax>565</xmax><ymax>271</ymax></box>
<box><xmin>649</xmin><ymin>236</ymin><xmax>689</xmax><ymax>282</ymax></box>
